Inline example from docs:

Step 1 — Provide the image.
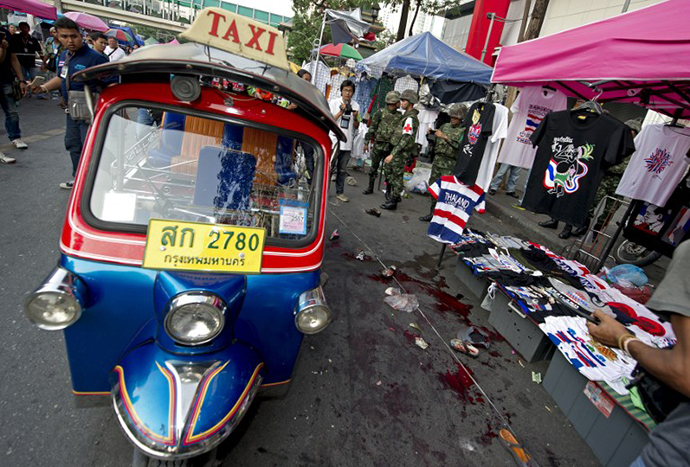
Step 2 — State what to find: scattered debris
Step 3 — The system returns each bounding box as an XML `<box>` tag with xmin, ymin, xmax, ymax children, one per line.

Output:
<box><xmin>518</xmin><ymin>360</ymin><xmax>525</xmax><ymax>368</ymax></box>
<box><xmin>532</xmin><ymin>372</ymin><xmax>542</xmax><ymax>384</ymax></box>
<box><xmin>329</xmin><ymin>229</ymin><xmax>340</xmax><ymax>241</ymax></box>
<box><xmin>385</xmin><ymin>287</ymin><xmax>400</xmax><ymax>296</ymax></box>
<box><xmin>450</xmin><ymin>338</ymin><xmax>479</xmax><ymax>358</ymax></box>
<box><xmin>376</xmin><ymin>380</ymin><xmax>382</xmax><ymax>386</ymax></box>
<box><xmin>457</xmin><ymin>326</ymin><xmax>491</xmax><ymax>349</ymax></box>
<box><xmin>389</xmin><ymin>327</ymin><xmax>395</xmax><ymax>331</ymax></box>
<box><xmin>356</xmin><ymin>250</ymin><xmax>366</xmax><ymax>261</ymax></box>
<box><xmin>415</xmin><ymin>337</ymin><xmax>429</xmax><ymax>350</ymax></box>
<box><xmin>384</xmin><ymin>292</ymin><xmax>419</xmax><ymax>313</ymax></box>
<box><xmin>365</xmin><ymin>208</ymin><xmax>381</xmax><ymax>217</ymax></box>
<box><xmin>545</xmin><ymin>405</ymin><xmax>552</xmax><ymax>412</ymax></box>
<box><xmin>346</xmin><ymin>175</ymin><xmax>357</xmax><ymax>186</ymax></box>
<box><xmin>380</xmin><ymin>265</ymin><xmax>397</xmax><ymax>278</ymax></box>
<box><xmin>409</xmin><ymin>323</ymin><xmax>422</xmax><ymax>332</ymax></box>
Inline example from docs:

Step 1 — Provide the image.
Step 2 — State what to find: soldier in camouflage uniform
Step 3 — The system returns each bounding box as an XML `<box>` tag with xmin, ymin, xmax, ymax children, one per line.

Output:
<box><xmin>419</xmin><ymin>103</ymin><xmax>467</xmax><ymax>221</ymax></box>
<box><xmin>380</xmin><ymin>89</ymin><xmax>420</xmax><ymax>211</ymax></box>
<box><xmin>363</xmin><ymin>91</ymin><xmax>402</xmax><ymax>195</ymax></box>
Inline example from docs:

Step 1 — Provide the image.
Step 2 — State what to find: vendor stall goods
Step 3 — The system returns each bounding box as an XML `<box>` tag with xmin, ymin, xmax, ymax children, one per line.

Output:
<box><xmin>522</xmin><ymin>110</ymin><xmax>635</xmax><ymax>227</ymax></box>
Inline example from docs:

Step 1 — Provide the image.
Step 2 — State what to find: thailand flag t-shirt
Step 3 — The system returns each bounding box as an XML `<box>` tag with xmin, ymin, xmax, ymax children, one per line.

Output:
<box><xmin>427</xmin><ymin>176</ymin><xmax>485</xmax><ymax>244</ymax></box>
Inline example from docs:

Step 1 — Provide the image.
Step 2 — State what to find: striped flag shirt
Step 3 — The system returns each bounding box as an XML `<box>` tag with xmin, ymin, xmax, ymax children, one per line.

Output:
<box><xmin>427</xmin><ymin>176</ymin><xmax>485</xmax><ymax>244</ymax></box>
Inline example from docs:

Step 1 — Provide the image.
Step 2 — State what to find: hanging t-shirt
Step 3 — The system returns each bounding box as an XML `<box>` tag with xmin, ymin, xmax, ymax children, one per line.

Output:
<box><xmin>427</xmin><ymin>176</ymin><xmax>485</xmax><ymax>244</ymax></box>
<box><xmin>615</xmin><ymin>124</ymin><xmax>690</xmax><ymax>207</ymax></box>
<box><xmin>473</xmin><ymin>104</ymin><xmax>509</xmax><ymax>213</ymax></box>
<box><xmin>522</xmin><ymin>111</ymin><xmax>636</xmax><ymax>227</ymax></box>
<box><xmin>498</xmin><ymin>86</ymin><xmax>568</xmax><ymax>169</ymax></box>
<box><xmin>454</xmin><ymin>102</ymin><xmax>496</xmax><ymax>185</ymax></box>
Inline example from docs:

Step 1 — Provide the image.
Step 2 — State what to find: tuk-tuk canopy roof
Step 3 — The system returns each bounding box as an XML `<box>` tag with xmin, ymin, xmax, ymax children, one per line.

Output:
<box><xmin>73</xmin><ymin>42</ymin><xmax>346</xmax><ymax>141</ymax></box>
<box><xmin>491</xmin><ymin>0</ymin><xmax>690</xmax><ymax>118</ymax></box>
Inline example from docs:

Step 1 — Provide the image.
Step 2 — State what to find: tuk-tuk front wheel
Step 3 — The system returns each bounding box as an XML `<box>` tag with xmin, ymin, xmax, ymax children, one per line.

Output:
<box><xmin>132</xmin><ymin>448</ymin><xmax>218</xmax><ymax>467</ymax></box>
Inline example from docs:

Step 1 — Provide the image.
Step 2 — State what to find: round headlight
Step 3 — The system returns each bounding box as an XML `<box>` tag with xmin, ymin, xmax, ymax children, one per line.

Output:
<box><xmin>165</xmin><ymin>293</ymin><xmax>225</xmax><ymax>345</ymax></box>
<box><xmin>25</xmin><ymin>291</ymin><xmax>82</xmax><ymax>331</ymax></box>
<box><xmin>295</xmin><ymin>306</ymin><xmax>331</xmax><ymax>335</ymax></box>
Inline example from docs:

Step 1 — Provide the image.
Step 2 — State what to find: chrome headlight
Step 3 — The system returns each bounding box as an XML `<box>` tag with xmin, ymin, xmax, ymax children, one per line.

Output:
<box><xmin>24</xmin><ymin>267</ymin><xmax>85</xmax><ymax>331</ymax></box>
<box><xmin>295</xmin><ymin>286</ymin><xmax>332</xmax><ymax>335</ymax></box>
<box><xmin>164</xmin><ymin>292</ymin><xmax>226</xmax><ymax>345</ymax></box>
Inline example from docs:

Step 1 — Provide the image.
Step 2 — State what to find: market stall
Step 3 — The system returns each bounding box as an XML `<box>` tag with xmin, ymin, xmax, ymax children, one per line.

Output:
<box><xmin>449</xmin><ymin>229</ymin><xmax>672</xmax><ymax>466</ymax></box>
<box><xmin>490</xmin><ymin>0</ymin><xmax>690</xmax><ymax>271</ymax></box>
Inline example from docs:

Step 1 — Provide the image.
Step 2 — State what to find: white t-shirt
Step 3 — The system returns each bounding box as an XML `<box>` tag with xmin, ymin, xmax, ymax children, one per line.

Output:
<box><xmin>104</xmin><ymin>46</ymin><xmax>126</xmax><ymax>62</ymax></box>
<box><xmin>497</xmin><ymin>86</ymin><xmax>568</xmax><ymax>169</ymax></box>
<box><xmin>615</xmin><ymin>124</ymin><xmax>690</xmax><ymax>207</ymax></box>
<box><xmin>474</xmin><ymin>103</ymin><xmax>509</xmax><ymax>213</ymax></box>
<box><xmin>329</xmin><ymin>99</ymin><xmax>360</xmax><ymax>151</ymax></box>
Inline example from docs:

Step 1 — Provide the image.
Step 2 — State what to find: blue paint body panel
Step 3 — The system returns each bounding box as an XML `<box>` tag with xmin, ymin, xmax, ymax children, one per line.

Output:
<box><xmin>61</xmin><ymin>255</ymin><xmax>319</xmax><ymax>393</ymax></box>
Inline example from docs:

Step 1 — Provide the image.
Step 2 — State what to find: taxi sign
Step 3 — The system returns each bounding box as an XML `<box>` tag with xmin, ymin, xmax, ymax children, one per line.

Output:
<box><xmin>180</xmin><ymin>8</ymin><xmax>289</xmax><ymax>70</ymax></box>
<box><xmin>142</xmin><ymin>219</ymin><xmax>266</xmax><ymax>274</ymax></box>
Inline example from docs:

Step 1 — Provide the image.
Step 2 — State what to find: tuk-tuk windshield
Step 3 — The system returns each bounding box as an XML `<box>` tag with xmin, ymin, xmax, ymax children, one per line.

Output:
<box><xmin>89</xmin><ymin>105</ymin><xmax>320</xmax><ymax>241</ymax></box>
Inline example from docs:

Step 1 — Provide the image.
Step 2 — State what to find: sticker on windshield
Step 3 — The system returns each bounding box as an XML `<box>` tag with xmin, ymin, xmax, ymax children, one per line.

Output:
<box><xmin>279</xmin><ymin>200</ymin><xmax>308</xmax><ymax>235</ymax></box>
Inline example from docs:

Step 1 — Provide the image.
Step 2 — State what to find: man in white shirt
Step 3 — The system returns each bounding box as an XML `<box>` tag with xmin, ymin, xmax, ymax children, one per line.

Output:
<box><xmin>329</xmin><ymin>79</ymin><xmax>360</xmax><ymax>202</ymax></box>
<box><xmin>104</xmin><ymin>37</ymin><xmax>126</xmax><ymax>62</ymax></box>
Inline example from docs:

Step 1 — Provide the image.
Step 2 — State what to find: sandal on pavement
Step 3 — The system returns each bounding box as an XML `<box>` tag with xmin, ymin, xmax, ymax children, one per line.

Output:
<box><xmin>498</xmin><ymin>428</ymin><xmax>536</xmax><ymax>467</ymax></box>
<box><xmin>450</xmin><ymin>339</ymin><xmax>479</xmax><ymax>357</ymax></box>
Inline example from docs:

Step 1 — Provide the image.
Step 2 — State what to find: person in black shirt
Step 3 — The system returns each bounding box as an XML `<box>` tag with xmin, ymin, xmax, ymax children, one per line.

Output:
<box><xmin>0</xmin><ymin>26</ymin><xmax>28</xmax><ymax>163</ymax></box>
<box><xmin>12</xmin><ymin>22</ymin><xmax>45</xmax><ymax>98</ymax></box>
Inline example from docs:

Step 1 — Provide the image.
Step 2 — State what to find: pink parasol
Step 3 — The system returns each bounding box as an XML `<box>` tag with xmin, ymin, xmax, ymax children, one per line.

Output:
<box><xmin>0</xmin><ymin>0</ymin><xmax>57</xmax><ymax>20</ymax></box>
<box><xmin>64</xmin><ymin>12</ymin><xmax>109</xmax><ymax>32</ymax></box>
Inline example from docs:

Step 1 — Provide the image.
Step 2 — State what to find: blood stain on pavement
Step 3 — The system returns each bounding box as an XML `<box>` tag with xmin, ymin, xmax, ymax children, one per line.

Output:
<box><xmin>438</xmin><ymin>363</ymin><xmax>483</xmax><ymax>404</ymax></box>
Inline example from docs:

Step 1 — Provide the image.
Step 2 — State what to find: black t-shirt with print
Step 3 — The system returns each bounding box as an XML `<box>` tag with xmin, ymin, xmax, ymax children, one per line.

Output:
<box><xmin>453</xmin><ymin>101</ymin><xmax>495</xmax><ymax>185</ymax></box>
<box><xmin>522</xmin><ymin>110</ymin><xmax>635</xmax><ymax>227</ymax></box>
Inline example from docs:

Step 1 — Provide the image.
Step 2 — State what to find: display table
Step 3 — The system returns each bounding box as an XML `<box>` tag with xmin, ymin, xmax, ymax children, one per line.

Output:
<box><xmin>543</xmin><ymin>351</ymin><xmax>650</xmax><ymax>467</ymax></box>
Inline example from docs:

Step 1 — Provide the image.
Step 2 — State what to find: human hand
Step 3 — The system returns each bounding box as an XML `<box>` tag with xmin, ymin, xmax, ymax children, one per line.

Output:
<box><xmin>0</xmin><ymin>40</ymin><xmax>8</xmax><ymax>49</ymax></box>
<box><xmin>384</xmin><ymin>155</ymin><xmax>393</xmax><ymax>164</ymax></box>
<box><xmin>287</xmin><ymin>103</ymin><xmax>297</xmax><ymax>110</ymax></box>
<box><xmin>587</xmin><ymin>309</ymin><xmax>629</xmax><ymax>348</ymax></box>
<box><xmin>19</xmin><ymin>82</ymin><xmax>28</xmax><ymax>96</ymax></box>
<box><xmin>434</xmin><ymin>130</ymin><xmax>446</xmax><ymax>139</ymax></box>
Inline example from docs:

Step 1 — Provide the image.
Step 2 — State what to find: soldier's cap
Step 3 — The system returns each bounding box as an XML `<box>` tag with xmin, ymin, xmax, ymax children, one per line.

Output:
<box><xmin>385</xmin><ymin>91</ymin><xmax>401</xmax><ymax>104</ymax></box>
<box><xmin>447</xmin><ymin>103</ymin><xmax>467</xmax><ymax>119</ymax></box>
<box><xmin>400</xmin><ymin>89</ymin><xmax>418</xmax><ymax>104</ymax></box>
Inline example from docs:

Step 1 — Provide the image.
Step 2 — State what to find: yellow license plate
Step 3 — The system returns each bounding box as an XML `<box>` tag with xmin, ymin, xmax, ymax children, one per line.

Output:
<box><xmin>142</xmin><ymin>219</ymin><xmax>266</xmax><ymax>274</ymax></box>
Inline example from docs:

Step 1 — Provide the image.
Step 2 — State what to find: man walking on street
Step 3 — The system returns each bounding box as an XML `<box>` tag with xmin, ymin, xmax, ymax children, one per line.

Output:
<box><xmin>381</xmin><ymin>89</ymin><xmax>419</xmax><ymax>211</ymax></box>
<box><xmin>419</xmin><ymin>103</ymin><xmax>466</xmax><ymax>221</ymax></box>
<box><xmin>329</xmin><ymin>79</ymin><xmax>360</xmax><ymax>202</ymax></box>
<box><xmin>12</xmin><ymin>22</ymin><xmax>46</xmax><ymax>97</ymax></box>
<box><xmin>363</xmin><ymin>91</ymin><xmax>401</xmax><ymax>195</ymax></box>
<box><xmin>104</xmin><ymin>37</ymin><xmax>126</xmax><ymax>62</ymax></box>
<box><xmin>0</xmin><ymin>26</ymin><xmax>28</xmax><ymax>164</ymax></box>
<box><xmin>30</xmin><ymin>17</ymin><xmax>110</xmax><ymax>189</ymax></box>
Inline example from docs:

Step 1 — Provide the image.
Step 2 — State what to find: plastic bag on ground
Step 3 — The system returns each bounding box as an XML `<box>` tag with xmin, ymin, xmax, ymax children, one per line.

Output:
<box><xmin>404</xmin><ymin>166</ymin><xmax>432</xmax><ymax>194</ymax></box>
<box><xmin>606</xmin><ymin>264</ymin><xmax>648</xmax><ymax>288</ymax></box>
<box><xmin>384</xmin><ymin>293</ymin><xmax>419</xmax><ymax>313</ymax></box>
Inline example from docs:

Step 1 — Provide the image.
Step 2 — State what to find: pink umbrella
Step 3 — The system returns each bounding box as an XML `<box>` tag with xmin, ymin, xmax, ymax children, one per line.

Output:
<box><xmin>64</xmin><ymin>12</ymin><xmax>108</xmax><ymax>32</ymax></box>
<box><xmin>0</xmin><ymin>0</ymin><xmax>57</xmax><ymax>20</ymax></box>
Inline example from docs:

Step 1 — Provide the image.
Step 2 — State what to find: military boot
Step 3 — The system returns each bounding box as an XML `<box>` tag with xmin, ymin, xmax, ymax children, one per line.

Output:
<box><xmin>363</xmin><ymin>176</ymin><xmax>375</xmax><ymax>195</ymax></box>
<box><xmin>419</xmin><ymin>201</ymin><xmax>436</xmax><ymax>222</ymax></box>
<box><xmin>381</xmin><ymin>193</ymin><xmax>398</xmax><ymax>210</ymax></box>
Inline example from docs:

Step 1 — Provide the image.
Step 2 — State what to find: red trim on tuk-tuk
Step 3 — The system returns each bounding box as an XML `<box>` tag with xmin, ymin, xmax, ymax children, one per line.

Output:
<box><xmin>60</xmin><ymin>84</ymin><xmax>332</xmax><ymax>273</ymax></box>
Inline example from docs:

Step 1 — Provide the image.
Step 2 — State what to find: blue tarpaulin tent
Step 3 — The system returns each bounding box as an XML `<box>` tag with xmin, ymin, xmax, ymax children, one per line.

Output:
<box><xmin>356</xmin><ymin>32</ymin><xmax>492</xmax><ymax>84</ymax></box>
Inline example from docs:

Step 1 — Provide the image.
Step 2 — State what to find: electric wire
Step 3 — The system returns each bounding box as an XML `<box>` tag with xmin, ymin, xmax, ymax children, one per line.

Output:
<box><xmin>329</xmin><ymin>209</ymin><xmax>520</xmax><ymax>437</ymax></box>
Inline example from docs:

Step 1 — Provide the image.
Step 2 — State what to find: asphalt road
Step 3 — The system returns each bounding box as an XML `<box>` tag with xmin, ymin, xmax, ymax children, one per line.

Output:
<box><xmin>0</xmin><ymin>97</ymin><xmax>601</xmax><ymax>466</ymax></box>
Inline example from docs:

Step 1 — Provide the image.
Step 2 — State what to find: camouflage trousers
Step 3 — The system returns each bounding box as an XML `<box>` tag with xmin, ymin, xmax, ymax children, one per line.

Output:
<box><xmin>429</xmin><ymin>154</ymin><xmax>456</xmax><ymax>186</ymax></box>
<box><xmin>384</xmin><ymin>154</ymin><xmax>406</xmax><ymax>199</ymax></box>
<box><xmin>368</xmin><ymin>142</ymin><xmax>391</xmax><ymax>185</ymax></box>
<box><xmin>589</xmin><ymin>175</ymin><xmax>621</xmax><ymax>217</ymax></box>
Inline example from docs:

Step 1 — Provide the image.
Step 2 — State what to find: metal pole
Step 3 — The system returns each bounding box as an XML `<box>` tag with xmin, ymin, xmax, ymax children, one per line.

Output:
<box><xmin>518</xmin><ymin>0</ymin><xmax>532</xmax><ymax>42</ymax></box>
<box><xmin>312</xmin><ymin>10</ymin><xmax>327</xmax><ymax>85</ymax></box>
<box><xmin>621</xmin><ymin>0</ymin><xmax>632</xmax><ymax>13</ymax></box>
<box><xmin>481</xmin><ymin>12</ymin><xmax>496</xmax><ymax>63</ymax></box>
<box><xmin>593</xmin><ymin>201</ymin><xmax>635</xmax><ymax>273</ymax></box>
